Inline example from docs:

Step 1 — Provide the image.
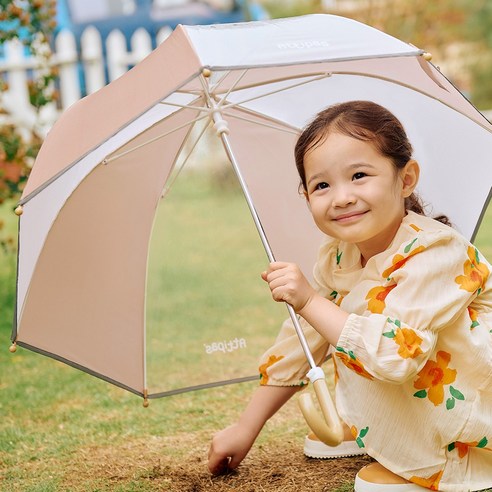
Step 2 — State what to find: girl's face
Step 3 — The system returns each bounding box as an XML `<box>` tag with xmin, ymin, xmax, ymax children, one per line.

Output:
<box><xmin>303</xmin><ymin>131</ymin><xmax>418</xmax><ymax>264</ymax></box>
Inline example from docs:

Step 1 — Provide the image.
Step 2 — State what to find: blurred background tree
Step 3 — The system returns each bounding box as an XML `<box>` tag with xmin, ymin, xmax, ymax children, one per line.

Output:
<box><xmin>463</xmin><ymin>0</ymin><xmax>492</xmax><ymax>108</ymax></box>
<box><xmin>0</xmin><ymin>0</ymin><xmax>57</xmax><ymax>252</ymax></box>
<box><xmin>260</xmin><ymin>0</ymin><xmax>492</xmax><ymax>108</ymax></box>
<box><xmin>0</xmin><ymin>0</ymin><xmax>57</xmax><ymax>206</ymax></box>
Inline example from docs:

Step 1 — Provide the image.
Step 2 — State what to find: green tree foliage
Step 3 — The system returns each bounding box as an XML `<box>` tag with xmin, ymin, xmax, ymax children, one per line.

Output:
<box><xmin>0</xmin><ymin>0</ymin><xmax>57</xmax><ymax>206</ymax></box>
<box><xmin>0</xmin><ymin>0</ymin><xmax>57</xmax><ymax>252</ymax></box>
<box><xmin>261</xmin><ymin>0</ymin><xmax>492</xmax><ymax>107</ymax></box>
<box><xmin>463</xmin><ymin>0</ymin><xmax>492</xmax><ymax>108</ymax></box>
<box><xmin>259</xmin><ymin>0</ymin><xmax>322</xmax><ymax>18</ymax></box>
<box><xmin>331</xmin><ymin>0</ymin><xmax>492</xmax><ymax>107</ymax></box>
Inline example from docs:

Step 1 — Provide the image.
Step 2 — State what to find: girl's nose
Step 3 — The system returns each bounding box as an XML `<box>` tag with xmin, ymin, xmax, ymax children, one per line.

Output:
<box><xmin>332</xmin><ymin>186</ymin><xmax>355</xmax><ymax>208</ymax></box>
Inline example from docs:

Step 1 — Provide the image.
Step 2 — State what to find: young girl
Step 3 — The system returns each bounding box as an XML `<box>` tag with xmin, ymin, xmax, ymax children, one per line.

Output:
<box><xmin>208</xmin><ymin>101</ymin><xmax>492</xmax><ymax>491</ymax></box>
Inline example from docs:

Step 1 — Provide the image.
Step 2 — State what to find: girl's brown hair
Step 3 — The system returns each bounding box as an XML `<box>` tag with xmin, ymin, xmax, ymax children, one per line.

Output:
<box><xmin>294</xmin><ymin>100</ymin><xmax>451</xmax><ymax>226</ymax></box>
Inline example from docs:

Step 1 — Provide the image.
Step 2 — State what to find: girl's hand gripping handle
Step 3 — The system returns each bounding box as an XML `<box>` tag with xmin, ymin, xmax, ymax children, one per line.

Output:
<box><xmin>298</xmin><ymin>367</ymin><xmax>344</xmax><ymax>446</ymax></box>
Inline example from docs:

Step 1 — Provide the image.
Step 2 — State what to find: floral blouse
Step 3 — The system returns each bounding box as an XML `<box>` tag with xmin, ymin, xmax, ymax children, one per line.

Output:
<box><xmin>259</xmin><ymin>211</ymin><xmax>492</xmax><ymax>492</ymax></box>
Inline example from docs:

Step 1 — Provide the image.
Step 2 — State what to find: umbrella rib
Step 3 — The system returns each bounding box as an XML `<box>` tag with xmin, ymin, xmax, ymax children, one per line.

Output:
<box><xmin>219</xmin><ymin>72</ymin><xmax>332</xmax><ymax>111</ymax></box>
<box><xmin>158</xmin><ymin>101</ymin><xmax>207</xmax><ymax>112</ymax></box>
<box><xmin>110</xmin><ymin>69</ymin><xmax>306</xmax><ymax>164</ymax></box>
<box><xmin>171</xmin><ymin>70</ymin><xmax>238</xmax><ymax>99</ymax></box>
<box><xmin>214</xmin><ymin>71</ymin><xmax>331</xmax><ymax>96</ymax></box>
<box><xmin>158</xmin><ymin>98</ymin><xmax>207</xmax><ymax>113</ymax></box>
<box><xmin>221</xmin><ymin>109</ymin><xmax>300</xmax><ymax>135</ymax></box>
<box><xmin>161</xmin><ymin>118</ymin><xmax>211</xmax><ymax>198</ymax></box>
<box><xmin>328</xmin><ymin>70</ymin><xmax>492</xmax><ymax>133</ymax></box>
<box><xmin>103</xmin><ymin>112</ymin><xmax>211</xmax><ymax>164</ymax></box>
<box><xmin>219</xmin><ymin>69</ymin><xmax>491</xmax><ymax>134</ymax></box>
<box><xmin>202</xmin><ymin>69</ymin><xmax>234</xmax><ymax>95</ymax></box>
<box><xmin>215</xmin><ymin>69</ymin><xmax>249</xmax><ymax>110</ymax></box>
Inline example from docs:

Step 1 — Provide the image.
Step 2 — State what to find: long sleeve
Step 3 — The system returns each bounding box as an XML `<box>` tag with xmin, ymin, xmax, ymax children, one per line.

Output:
<box><xmin>258</xmin><ymin>315</ymin><xmax>331</xmax><ymax>386</ymax></box>
<box><xmin>335</xmin><ymin>227</ymin><xmax>490</xmax><ymax>384</ymax></box>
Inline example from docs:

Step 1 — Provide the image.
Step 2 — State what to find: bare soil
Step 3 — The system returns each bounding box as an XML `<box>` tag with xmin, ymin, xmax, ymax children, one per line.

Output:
<box><xmin>61</xmin><ymin>435</ymin><xmax>372</xmax><ymax>491</ymax></box>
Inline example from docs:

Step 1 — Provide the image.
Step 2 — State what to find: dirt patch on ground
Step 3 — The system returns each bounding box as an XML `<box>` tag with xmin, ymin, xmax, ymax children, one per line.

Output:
<box><xmin>65</xmin><ymin>435</ymin><xmax>372</xmax><ymax>491</ymax></box>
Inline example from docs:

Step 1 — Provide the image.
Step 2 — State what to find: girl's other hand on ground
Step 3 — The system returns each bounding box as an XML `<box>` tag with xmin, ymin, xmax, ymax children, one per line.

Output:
<box><xmin>261</xmin><ymin>262</ymin><xmax>316</xmax><ymax>313</ymax></box>
<box><xmin>208</xmin><ymin>423</ymin><xmax>257</xmax><ymax>475</ymax></box>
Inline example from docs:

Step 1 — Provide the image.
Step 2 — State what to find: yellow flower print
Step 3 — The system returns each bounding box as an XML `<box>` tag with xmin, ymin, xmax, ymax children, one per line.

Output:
<box><xmin>455</xmin><ymin>441</ymin><xmax>471</xmax><ymax>458</ymax></box>
<box><xmin>382</xmin><ymin>243</ymin><xmax>426</xmax><ymax>279</ymax></box>
<box><xmin>366</xmin><ymin>284</ymin><xmax>397</xmax><ymax>314</ymax></box>
<box><xmin>383</xmin><ymin>319</ymin><xmax>423</xmax><ymax>359</ymax></box>
<box><xmin>413</xmin><ymin>351</ymin><xmax>460</xmax><ymax>407</ymax></box>
<box><xmin>455</xmin><ymin>441</ymin><xmax>474</xmax><ymax>459</ymax></box>
<box><xmin>394</xmin><ymin>328</ymin><xmax>423</xmax><ymax>359</ymax></box>
<box><xmin>468</xmin><ymin>306</ymin><xmax>480</xmax><ymax>330</ymax></box>
<box><xmin>329</xmin><ymin>290</ymin><xmax>344</xmax><ymax>306</ymax></box>
<box><xmin>335</xmin><ymin>347</ymin><xmax>374</xmax><ymax>380</ymax></box>
<box><xmin>409</xmin><ymin>224</ymin><xmax>422</xmax><ymax>233</ymax></box>
<box><xmin>455</xmin><ymin>246</ymin><xmax>489</xmax><ymax>294</ymax></box>
<box><xmin>409</xmin><ymin>470</ymin><xmax>444</xmax><ymax>490</ymax></box>
<box><xmin>259</xmin><ymin>354</ymin><xmax>284</xmax><ymax>386</ymax></box>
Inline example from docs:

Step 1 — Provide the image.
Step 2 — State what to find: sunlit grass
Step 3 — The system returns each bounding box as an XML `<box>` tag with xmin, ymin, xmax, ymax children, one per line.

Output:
<box><xmin>145</xmin><ymin>170</ymin><xmax>286</xmax><ymax>394</ymax></box>
<box><xmin>475</xmin><ymin>200</ymin><xmax>492</xmax><ymax>258</ymax></box>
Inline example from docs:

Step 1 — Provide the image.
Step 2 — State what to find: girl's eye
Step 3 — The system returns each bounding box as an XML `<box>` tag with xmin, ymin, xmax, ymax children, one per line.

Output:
<box><xmin>353</xmin><ymin>172</ymin><xmax>367</xmax><ymax>180</ymax></box>
<box><xmin>315</xmin><ymin>182</ymin><xmax>329</xmax><ymax>190</ymax></box>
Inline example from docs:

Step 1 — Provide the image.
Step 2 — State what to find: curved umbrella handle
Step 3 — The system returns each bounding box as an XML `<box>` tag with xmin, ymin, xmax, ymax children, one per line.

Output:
<box><xmin>298</xmin><ymin>367</ymin><xmax>344</xmax><ymax>447</ymax></box>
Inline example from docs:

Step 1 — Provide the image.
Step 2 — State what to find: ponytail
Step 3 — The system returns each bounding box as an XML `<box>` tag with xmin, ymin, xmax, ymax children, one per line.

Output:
<box><xmin>405</xmin><ymin>193</ymin><xmax>452</xmax><ymax>227</ymax></box>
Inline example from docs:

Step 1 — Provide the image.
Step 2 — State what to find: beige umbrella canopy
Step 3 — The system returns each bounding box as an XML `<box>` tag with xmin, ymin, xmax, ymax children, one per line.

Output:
<box><xmin>10</xmin><ymin>15</ymin><xmax>492</xmax><ymax>434</ymax></box>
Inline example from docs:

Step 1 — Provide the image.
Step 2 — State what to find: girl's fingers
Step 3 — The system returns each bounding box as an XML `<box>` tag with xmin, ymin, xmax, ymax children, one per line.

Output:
<box><xmin>267</xmin><ymin>270</ymin><xmax>301</xmax><ymax>288</ymax></box>
<box><xmin>263</xmin><ymin>261</ymin><xmax>290</xmax><ymax>276</ymax></box>
<box><xmin>210</xmin><ymin>457</ymin><xmax>231</xmax><ymax>475</ymax></box>
<box><xmin>270</xmin><ymin>287</ymin><xmax>288</xmax><ymax>303</ymax></box>
<box><xmin>264</xmin><ymin>263</ymin><xmax>295</xmax><ymax>280</ymax></box>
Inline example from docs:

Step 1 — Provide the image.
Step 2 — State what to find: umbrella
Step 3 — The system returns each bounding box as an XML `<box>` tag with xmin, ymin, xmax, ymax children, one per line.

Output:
<box><xmin>10</xmin><ymin>14</ymin><xmax>492</xmax><ymax>444</ymax></box>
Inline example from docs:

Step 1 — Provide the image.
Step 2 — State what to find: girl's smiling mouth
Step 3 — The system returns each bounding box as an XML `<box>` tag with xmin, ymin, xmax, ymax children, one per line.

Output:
<box><xmin>333</xmin><ymin>211</ymin><xmax>368</xmax><ymax>222</ymax></box>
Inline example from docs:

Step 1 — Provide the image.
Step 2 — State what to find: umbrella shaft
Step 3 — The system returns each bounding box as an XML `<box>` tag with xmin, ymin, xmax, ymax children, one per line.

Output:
<box><xmin>217</xmin><ymin>129</ymin><xmax>317</xmax><ymax>370</ymax></box>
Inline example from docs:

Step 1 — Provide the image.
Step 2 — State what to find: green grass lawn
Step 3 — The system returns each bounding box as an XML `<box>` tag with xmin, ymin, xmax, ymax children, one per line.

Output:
<box><xmin>1</xmin><ymin>171</ymin><xmax>491</xmax><ymax>491</ymax></box>
<box><xmin>145</xmin><ymin>173</ymin><xmax>286</xmax><ymax>395</ymax></box>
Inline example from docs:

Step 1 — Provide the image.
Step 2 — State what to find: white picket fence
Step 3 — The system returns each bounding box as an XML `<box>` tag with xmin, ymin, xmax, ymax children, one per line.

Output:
<box><xmin>1</xmin><ymin>25</ymin><xmax>491</xmax><ymax>137</ymax></box>
<box><xmin>0</xmin><ymin>26</ymin><xmax>173</xmax><ymax>135</ymax></box>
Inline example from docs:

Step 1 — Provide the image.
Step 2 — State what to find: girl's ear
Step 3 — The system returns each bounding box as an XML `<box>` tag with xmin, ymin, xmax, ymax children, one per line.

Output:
<box><xmin>304</xmin><ymin>191</ymin><xmax>312</xmax><ymax>211</ymax></box>
<box><xmin>300</xmin><ymin>185</ymin><xmax>310</xmax><ymax>205</ymax></box>
<box><xmin>401</xmin><ymin>159</ymin><xmax>420</xmax><ymax>198</ymax></box>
